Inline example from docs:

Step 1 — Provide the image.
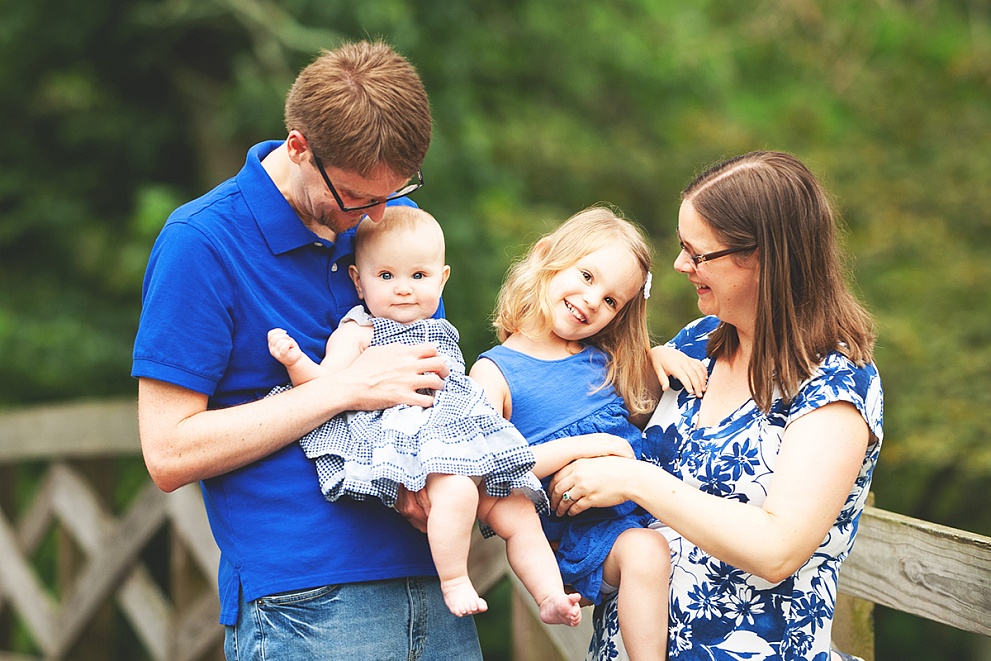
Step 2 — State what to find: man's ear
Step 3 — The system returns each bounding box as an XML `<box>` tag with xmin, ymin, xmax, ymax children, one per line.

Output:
<box><xmin>285</xmin><ymin>130</ymin><xmax>309</xmax><ymax>164</ymax></box>
<box><xmin>348</xmin><ymin>264</ymin><xmax>364</xmax><ymax>299</ymax></box>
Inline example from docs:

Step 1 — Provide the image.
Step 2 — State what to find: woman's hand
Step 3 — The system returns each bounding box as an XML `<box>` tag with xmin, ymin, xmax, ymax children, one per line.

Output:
<box><xmin>548</xmin><ymin>455</ymin><xmax>641</xmax><ymax>517</ymax></box>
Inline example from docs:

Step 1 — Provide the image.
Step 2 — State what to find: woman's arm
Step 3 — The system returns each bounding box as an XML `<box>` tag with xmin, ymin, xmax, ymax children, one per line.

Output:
<box><xmin>548</xmin><ymin>401</ymin><xmax>869</xmax><ymax>583</ymax></box>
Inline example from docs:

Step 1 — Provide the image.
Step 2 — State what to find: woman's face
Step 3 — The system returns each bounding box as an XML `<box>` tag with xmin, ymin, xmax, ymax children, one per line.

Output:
<box><xmin>674</xmin><ymin>199</ymin><xmax>759</xmax><ymax>332</ymax></box>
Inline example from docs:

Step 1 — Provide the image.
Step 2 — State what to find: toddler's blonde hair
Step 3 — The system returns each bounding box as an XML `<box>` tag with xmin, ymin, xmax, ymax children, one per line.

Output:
<box><xmin>493</xmin><ymin>205</ymin><xmax>655</xmax><ymax>414</ymax></box>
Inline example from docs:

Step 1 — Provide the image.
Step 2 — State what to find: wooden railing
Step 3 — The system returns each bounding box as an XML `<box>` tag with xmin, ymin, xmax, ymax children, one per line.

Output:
<box><xmin>0</xmin><ymin>399</ymin><xmax>222</xmax><ymax>661</ymax></box>
<box><xmin>1</xmin><ymin>399</ymin><xmax>989</xmax><ymax>660</ymax></box>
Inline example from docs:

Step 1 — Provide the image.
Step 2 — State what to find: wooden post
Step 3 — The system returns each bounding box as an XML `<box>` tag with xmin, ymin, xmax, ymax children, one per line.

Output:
<box><xmin>171</xmin><ymin>526</ymin><xmax>225</xmax><ymax>661</ymax></box>
<box><xmin>832</xmin><ymin>490</ymin><xmax>876</xmax><ymax>661</ymax></box>
<box><xmin>0</xmin><ymin>466</ymin><xmax>13</xmax><ymax>651</ymax></box>
<box><xmin>511</xmin><ymin>589</ymin><xmax>567</xmax><ymax>661</ymax></box>
<box><xmin>833</xmin><ymin>592</ymin><xmax>875</xmax><ymax>661</ymax></box>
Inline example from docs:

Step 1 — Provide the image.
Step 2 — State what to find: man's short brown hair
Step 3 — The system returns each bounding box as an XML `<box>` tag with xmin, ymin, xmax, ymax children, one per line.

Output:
<box><xmin>284</xmin><ymin>40</ymin><xmax>431</xmax><ymax>178</ymax></box>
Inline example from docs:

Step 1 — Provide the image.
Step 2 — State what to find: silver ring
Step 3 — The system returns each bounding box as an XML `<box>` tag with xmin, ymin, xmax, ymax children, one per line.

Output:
<box><xmin>562</xmin><ymin>491</ymin><xmax>572</xmax><ymax>502</ymax></box>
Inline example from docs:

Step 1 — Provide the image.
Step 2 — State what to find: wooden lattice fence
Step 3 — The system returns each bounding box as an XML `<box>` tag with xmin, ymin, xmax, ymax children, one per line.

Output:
<box><xmin>0</xmin><ymin>399</ymin><xmax>221</xmax><ymax>660</ymax></box>
<box><xmin>2</xmin><ymin>399</ymin><xmax>990</xmax><ymax>660</ymax></box>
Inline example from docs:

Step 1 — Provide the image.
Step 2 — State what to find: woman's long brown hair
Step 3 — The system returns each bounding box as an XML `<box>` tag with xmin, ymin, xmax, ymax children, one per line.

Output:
<box><xmin>683</xmin><ymin>151</ymin><xmax>876</xmax><ymax>412</ymax></box>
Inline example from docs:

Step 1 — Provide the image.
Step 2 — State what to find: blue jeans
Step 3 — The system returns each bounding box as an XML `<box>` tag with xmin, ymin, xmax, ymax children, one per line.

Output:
<box><xmin>224</xmin><ymin>576</ymin><xmax>482</xmax><ymax>660</ymax></box>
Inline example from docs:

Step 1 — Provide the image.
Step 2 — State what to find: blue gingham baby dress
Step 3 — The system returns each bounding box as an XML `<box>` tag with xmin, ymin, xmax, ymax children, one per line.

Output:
<box><xmin>297</xmin><ymin>306</ymin><xmax>547</xmax><ymax>512</ymax></box>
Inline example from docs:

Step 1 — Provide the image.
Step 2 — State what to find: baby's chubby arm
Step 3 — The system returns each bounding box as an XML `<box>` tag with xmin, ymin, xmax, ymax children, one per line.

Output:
<box><xmin>268</xmin><ymin>321</ymin><xmax>372</xmax><ymax>386</ymax></box>
<box><xmin>321</xmin><ymin>320</ymin><xmax>372</xmax><ymax>371</ymax></box>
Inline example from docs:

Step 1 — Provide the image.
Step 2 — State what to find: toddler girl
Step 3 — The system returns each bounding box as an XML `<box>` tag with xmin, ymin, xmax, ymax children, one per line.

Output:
<box><xmin>470</xmin><ymin>205</ymin><xmax>707</xmax><ymax>660</ymax></box>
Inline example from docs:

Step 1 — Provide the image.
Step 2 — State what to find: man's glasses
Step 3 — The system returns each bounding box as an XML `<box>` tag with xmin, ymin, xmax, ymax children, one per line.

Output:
<box><xmin>678</xmin><ymin>239</ymin><xmax>757</xmax><ymax>266</ymax></box>
<box><xmin>311</xmin><ymin>151</ymin><xmax>423</xmax><ymax>212</ymax></box>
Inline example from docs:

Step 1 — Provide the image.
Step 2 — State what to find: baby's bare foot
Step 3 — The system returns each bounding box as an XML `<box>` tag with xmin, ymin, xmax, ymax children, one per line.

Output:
<box><xmin>441</xmin><ymin>576</ymin><xmax>488</xmax><ymax>617</ymax></box>
<box><xmin>538</xmin><ymin>592</ymin><xmax>582</xmax><ymax>627</ymax></box>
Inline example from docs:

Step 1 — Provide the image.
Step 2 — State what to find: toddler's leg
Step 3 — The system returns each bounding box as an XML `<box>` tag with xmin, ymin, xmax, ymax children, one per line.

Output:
<box><xmin>602</xmin><ymin>528</ymin><xmax>671</xmax><ymax>661</ymax></box>
<box><xmin>478</xmin><ymin>492</ymin><xmax>582</xmax><ymax>627</ymax></box>
<box><xmin>425</xmin><ymin>473</ymin><xmax>487</xmax><ymax>617</ymax></box>
<box><xmin>267</xmin><ymin>328</ymin><xmax>323</xmax><ymax>385</ymax></box>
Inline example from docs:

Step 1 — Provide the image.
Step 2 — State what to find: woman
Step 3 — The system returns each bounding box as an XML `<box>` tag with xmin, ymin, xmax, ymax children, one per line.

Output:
<box><xmin>550</xmin><ymin>151</ymin><xmax>883</xmax><ymax>661</ymax></box>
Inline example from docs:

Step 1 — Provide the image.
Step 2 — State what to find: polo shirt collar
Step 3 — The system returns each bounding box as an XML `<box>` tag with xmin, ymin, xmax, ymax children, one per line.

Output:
<box><xmin>237</xmin><ymin>140</ymin><xmax>337</xmax><ymax>256</ymax></box>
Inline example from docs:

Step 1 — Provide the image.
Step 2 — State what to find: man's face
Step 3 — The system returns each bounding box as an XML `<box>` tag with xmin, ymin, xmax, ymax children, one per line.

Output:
<box><xmin>306</xmin><ymin>158</ymin><xmax>408</xmax><ymax>236</ymax></box>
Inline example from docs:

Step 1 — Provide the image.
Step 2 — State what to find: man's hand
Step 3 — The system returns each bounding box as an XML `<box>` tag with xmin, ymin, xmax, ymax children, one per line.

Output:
<box><xmin>394</xmin><ymin>485</ymin><xmax>431</xmax><ymax>532</ymax></box>
<box><xmin>343</xmin><ymin>343</ymin><xmax>449</xmax><ymax>410</ymax></box>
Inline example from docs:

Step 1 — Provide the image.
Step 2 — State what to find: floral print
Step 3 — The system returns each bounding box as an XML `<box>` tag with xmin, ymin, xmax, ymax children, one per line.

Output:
<box><xmin>588</xmin><ymin>316</ymin><xmax>883</xmax><ymax>661</ymax></box>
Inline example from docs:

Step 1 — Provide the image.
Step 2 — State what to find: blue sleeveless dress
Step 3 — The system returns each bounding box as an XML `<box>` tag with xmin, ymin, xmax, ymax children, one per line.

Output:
<box><xmin>478</xmin><ymin>344</ymin><xmax>654</xmax><ymax>603</ymax></box>
<box><xmin>284</xmin><ymin>307</ymin><xmax>547</xmax><ymax>512</ymax></box>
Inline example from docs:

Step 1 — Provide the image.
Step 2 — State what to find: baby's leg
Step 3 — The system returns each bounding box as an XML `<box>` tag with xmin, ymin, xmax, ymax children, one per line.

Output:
<box><xmin>425</xmin><ymin>473</ymin><xmax>487</xmax><ymax>617</ymax></box>
<box><xmin>478</xmin><ymin>492</ymin><xmax>582</xmax><ymax>627</ymax></box>
<box><xmin>267</xmin><ymin>328</ymin><xmax>323</xmax><ymax>385</ymax></box>
<box><xmin>602</xmin><ymin>528</ymin><xmax>671</xmax><ymax>661</ymax></box>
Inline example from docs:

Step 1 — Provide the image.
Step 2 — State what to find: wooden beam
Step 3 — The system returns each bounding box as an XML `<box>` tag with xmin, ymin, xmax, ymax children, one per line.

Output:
<box><xmin>0</xmin><ymin>399</ymin><xmax>138</xmax><ymax>463</ymax></box>
<box><xmin>839</xmin><ymin>506</ymin><xmax>991</xmax><ymax>637</ymax></box>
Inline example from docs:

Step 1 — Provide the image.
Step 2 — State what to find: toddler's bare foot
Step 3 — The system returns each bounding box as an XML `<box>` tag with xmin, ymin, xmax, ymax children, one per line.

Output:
<box><xmin>441</xmin><ymin>576</ymin><xmax>488</xmax><ymax>617</ymax></box>
<box><xmin>538</xmin><ymin>592</ymin><xmax>582</xmax><ymax>627</ymax></box>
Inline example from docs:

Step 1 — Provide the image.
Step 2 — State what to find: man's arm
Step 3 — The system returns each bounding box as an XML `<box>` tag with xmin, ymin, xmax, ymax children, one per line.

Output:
<box><xmin>139</xmin><ymin>342</ymin><xmax>449</xmax><ymax>492</ymax></box>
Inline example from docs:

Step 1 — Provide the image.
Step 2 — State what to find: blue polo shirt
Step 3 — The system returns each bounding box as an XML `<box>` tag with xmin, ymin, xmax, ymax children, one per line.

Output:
<box><xmin>132</xmin><ymin>141</ymin><xmax>437</xmax><ymax>625</ymax></box>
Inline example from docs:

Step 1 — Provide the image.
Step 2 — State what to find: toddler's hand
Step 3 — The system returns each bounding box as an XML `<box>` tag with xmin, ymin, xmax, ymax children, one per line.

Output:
<box><xmin>579</xmin><ymin>433</ymin><xmax>637</xmax><ymax>460</ymax></box>
<box><xmin>650</xmin><ymin>345</ymin><xmax>708</xmax><ymax>396</ymax></box>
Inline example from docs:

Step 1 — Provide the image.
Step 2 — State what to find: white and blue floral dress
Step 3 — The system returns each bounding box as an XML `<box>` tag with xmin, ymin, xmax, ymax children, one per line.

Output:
<box><xmin>288</xmin><ymin>306</ymin><xmax>547</xmax><ymax>512</ymax></box>
<box><xmin>588</xmin><ymin>316</ymin><xmax>883</xmax><ymax>661</ymax></box>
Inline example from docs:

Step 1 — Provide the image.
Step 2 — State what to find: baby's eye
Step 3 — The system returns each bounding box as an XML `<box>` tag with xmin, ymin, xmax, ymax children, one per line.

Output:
<box><xmin>412</xmin><ymin>272</ymin><xmax>425</xmax><ymax>280</ymax></box>
<box><xmin>581</xmin><ymin>269</ymin><xmax>592</xmax><ymax>282</ymax></box>
<box><xmin>380</xmin><ymin>272</ymin><xmax>393</xmax><ymax>280</ymax></box>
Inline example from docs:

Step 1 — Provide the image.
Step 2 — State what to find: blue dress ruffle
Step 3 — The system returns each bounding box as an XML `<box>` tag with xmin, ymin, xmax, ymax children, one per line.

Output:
<box><xmin>478</xmin><ymin>343</ymin><xmax>656</xmax><ymax>605</ymax></box>
<box><xmin>533</xmin><ymin>401</ymin><xmax>655</xmax><ymax>604</ymax></box>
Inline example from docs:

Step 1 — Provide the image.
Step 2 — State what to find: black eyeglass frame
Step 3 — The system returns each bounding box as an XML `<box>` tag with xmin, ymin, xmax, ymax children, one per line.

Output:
<box><xmin>678</xmin><ymin>239</ymin><xmax>758</xmax><ymax>266</ymax></box>
<box><xmin>311</xmin><ymin>151</ymin><xmax>423</xmax><ymax>212</ymax></box>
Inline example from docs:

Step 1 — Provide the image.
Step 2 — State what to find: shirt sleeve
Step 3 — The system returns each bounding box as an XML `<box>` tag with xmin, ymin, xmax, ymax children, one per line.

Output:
<box><xmin>131</xmin><ymin>221</ymin><xmax>236</xmax><ymax>396</ymax></box>
<box><xmin>787</xmin><ymin>353</ymin><xmax>884</xmax><ymax>442</ymax></box>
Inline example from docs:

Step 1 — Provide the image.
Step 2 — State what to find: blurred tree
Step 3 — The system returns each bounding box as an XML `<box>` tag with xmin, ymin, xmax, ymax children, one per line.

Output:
<box><xmin>1</xmin><ymin>0</ymin><xmax>989</xmax><ymax>657</ymax></box>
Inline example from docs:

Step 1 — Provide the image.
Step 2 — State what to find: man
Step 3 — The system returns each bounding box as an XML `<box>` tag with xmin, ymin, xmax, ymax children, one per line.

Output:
<box><xmin>132</xmin><ymin>41</ymin><xmax>483</xmax><ymax>660</ymax></box>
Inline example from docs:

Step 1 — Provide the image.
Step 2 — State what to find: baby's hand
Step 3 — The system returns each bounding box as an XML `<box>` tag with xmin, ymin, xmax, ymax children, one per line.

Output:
<box><xmin>650</xmin><ymin>345</ymin><xmax>708</xmax><ymax>396</ymax></box>
<box><xmin>268</xmin><ymin>328</ymin><xmax>303</xmax><ymax>367</ymax></box>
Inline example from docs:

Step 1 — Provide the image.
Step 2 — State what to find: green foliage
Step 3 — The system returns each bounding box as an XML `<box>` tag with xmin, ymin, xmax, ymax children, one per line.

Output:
<box><xmin>2</xmin><ymin>2</ymin><xmax>990</xmax><ymax>657</ymax></box>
